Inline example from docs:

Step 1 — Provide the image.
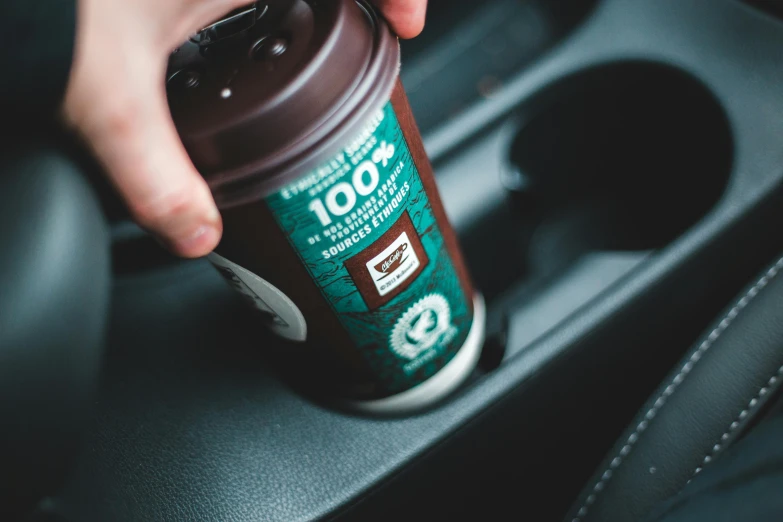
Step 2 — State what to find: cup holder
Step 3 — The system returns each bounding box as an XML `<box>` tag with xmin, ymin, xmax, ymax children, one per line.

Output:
<box><xmin>470</xmin><ymin>62</ymin><xmax>733</xmax><ymax>301</ymax></box>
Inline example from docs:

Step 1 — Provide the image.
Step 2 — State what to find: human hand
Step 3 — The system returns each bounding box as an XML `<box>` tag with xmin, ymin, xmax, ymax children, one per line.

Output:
<box><xmin>63</xmin><ymin>0</ymin><xmax>427</xmax><ymax>258</ymax></box>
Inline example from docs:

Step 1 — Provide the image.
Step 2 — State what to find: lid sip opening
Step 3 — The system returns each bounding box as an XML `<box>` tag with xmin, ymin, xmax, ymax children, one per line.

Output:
<box><xmin>191</xmin><ymin>2</ymin><xmax>270</xmax><ymax>49</ymax></box>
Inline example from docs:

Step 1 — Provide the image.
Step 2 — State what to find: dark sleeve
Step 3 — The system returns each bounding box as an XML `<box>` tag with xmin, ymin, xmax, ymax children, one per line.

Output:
<box><xmin>0</xmin><ymin>0</ymin><xmax>76</xmax><ymax>119</ymax></box>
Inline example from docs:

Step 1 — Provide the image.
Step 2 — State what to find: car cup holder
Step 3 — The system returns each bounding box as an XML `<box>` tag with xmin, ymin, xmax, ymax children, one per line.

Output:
<box><xmin>460</xmin><ymin>62</ymin><xmax>732</xmax><ymax>304</ymax></box>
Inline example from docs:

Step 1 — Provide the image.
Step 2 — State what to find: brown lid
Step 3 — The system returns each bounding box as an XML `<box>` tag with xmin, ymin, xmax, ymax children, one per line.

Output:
<box><xmin>167</xmin><ymin>0</ymin><xmax>400</xmax><ymax>207</ymax></box>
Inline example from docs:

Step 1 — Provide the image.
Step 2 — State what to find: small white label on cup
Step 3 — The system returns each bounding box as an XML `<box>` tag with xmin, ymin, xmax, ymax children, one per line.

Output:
<box><xmin>365</xmin><ymin>231</ymin><xmax>421</xmax><ymax>297</ymax></box>
<box><xmin>209</xmin><ymin>253</ymin><xmax>308</xmax><ymax>342</ymax></box>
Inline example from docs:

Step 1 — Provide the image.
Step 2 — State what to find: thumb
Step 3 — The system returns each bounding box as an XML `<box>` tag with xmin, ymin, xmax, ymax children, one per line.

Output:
<box><xmin>374</xmin><ymin>0</ymin><xmax>428</xmax><ymax>39</ymax></box>
<box><xmin>72</xmin><ymin>80</ymin><xmax>222</xmax><ymax>258</ymax></box>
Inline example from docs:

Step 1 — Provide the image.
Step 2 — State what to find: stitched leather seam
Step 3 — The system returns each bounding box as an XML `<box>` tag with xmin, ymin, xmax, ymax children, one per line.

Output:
<box><xmin>689</xmin><ymin>364</ymin><xmax>783</xmax><ymax>481</ymax></box>
<box><xmin>570</xmin><ymin>256</ymin><xmax>783</xmax><ymax>522</ymax></box>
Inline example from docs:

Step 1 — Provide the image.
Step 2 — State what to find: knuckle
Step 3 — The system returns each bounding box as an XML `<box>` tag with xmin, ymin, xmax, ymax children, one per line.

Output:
<box><xmin>131</xmin><ymin>185</ymin><xmax>201</xmax><ymax>231</ymax></box>
<box><xmin>98</xmin><ymin>99</ymin><xmax>142</xmax><ymax>142</ymax></box>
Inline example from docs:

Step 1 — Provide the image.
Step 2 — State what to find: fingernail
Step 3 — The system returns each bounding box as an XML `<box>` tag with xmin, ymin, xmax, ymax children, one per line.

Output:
<box><xmin>177</xmin><ymin>224</ymin><xmax>221</xmax><ymax>257</ymax></box>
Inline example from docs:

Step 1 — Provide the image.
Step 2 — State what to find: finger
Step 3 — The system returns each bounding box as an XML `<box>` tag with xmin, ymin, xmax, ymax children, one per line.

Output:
<box><xmin>78</xmin><ymin>82</ymin><xmax>223</xmax><ymax>258</ymax></box>
<box><xmin>374</xmin><ymin>0</ymin><xmax>428</xmax><ymax>39</ymax></box>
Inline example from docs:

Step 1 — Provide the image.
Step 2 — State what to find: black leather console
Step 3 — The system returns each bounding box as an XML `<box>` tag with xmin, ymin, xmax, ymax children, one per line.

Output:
<box><xmin>565</xmin><ymin>253</ymin><xmax>783</xmax><ymax>522</ymax></box>
<box><xmin>0</xmin><ymin>140</ymin><xmax>109</xmax><ymax>519</ymax></box>
<box><xmin>35</xmin><ymin>0</ymin><xmax>783</xmax><ymax>521</ymax></box>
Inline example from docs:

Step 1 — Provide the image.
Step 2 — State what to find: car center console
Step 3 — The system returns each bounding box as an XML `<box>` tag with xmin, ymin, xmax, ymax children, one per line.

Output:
<box><xmin>52</xmin><ymin>1</ymin><xmax>783</xmax><ymax>521</ymax></box>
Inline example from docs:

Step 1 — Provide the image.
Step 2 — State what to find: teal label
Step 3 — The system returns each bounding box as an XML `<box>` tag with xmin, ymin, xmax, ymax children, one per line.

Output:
<box><xmin>266</xmin><ymin>102</ymin><xmax>473</xmax><ymax>396</ymax></box>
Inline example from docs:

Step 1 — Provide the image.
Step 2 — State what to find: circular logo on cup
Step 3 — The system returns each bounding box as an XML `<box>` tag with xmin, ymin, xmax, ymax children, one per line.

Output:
<box><xmin>390</xmin><ymin>294</ymin><xmax>456</xmax><ymax>361</ymax></box>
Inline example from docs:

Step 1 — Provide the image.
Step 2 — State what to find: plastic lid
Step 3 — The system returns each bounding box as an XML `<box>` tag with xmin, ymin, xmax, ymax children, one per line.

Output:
<box><xmin>167</xmin><ymin>0</ymin><xmax>399</xmax><ymax>205</ymax></box>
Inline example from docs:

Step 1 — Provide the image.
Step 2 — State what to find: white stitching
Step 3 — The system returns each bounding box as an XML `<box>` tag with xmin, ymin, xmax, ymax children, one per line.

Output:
<box><xmin>687</xmin><ymin>364</ymin><xmax>783</xmax><ymax>483</ymax></box>
<box><xmin>570</xmin><ymin>256</ymin><xmax>783</xmax><ymax>522</ymax></box>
